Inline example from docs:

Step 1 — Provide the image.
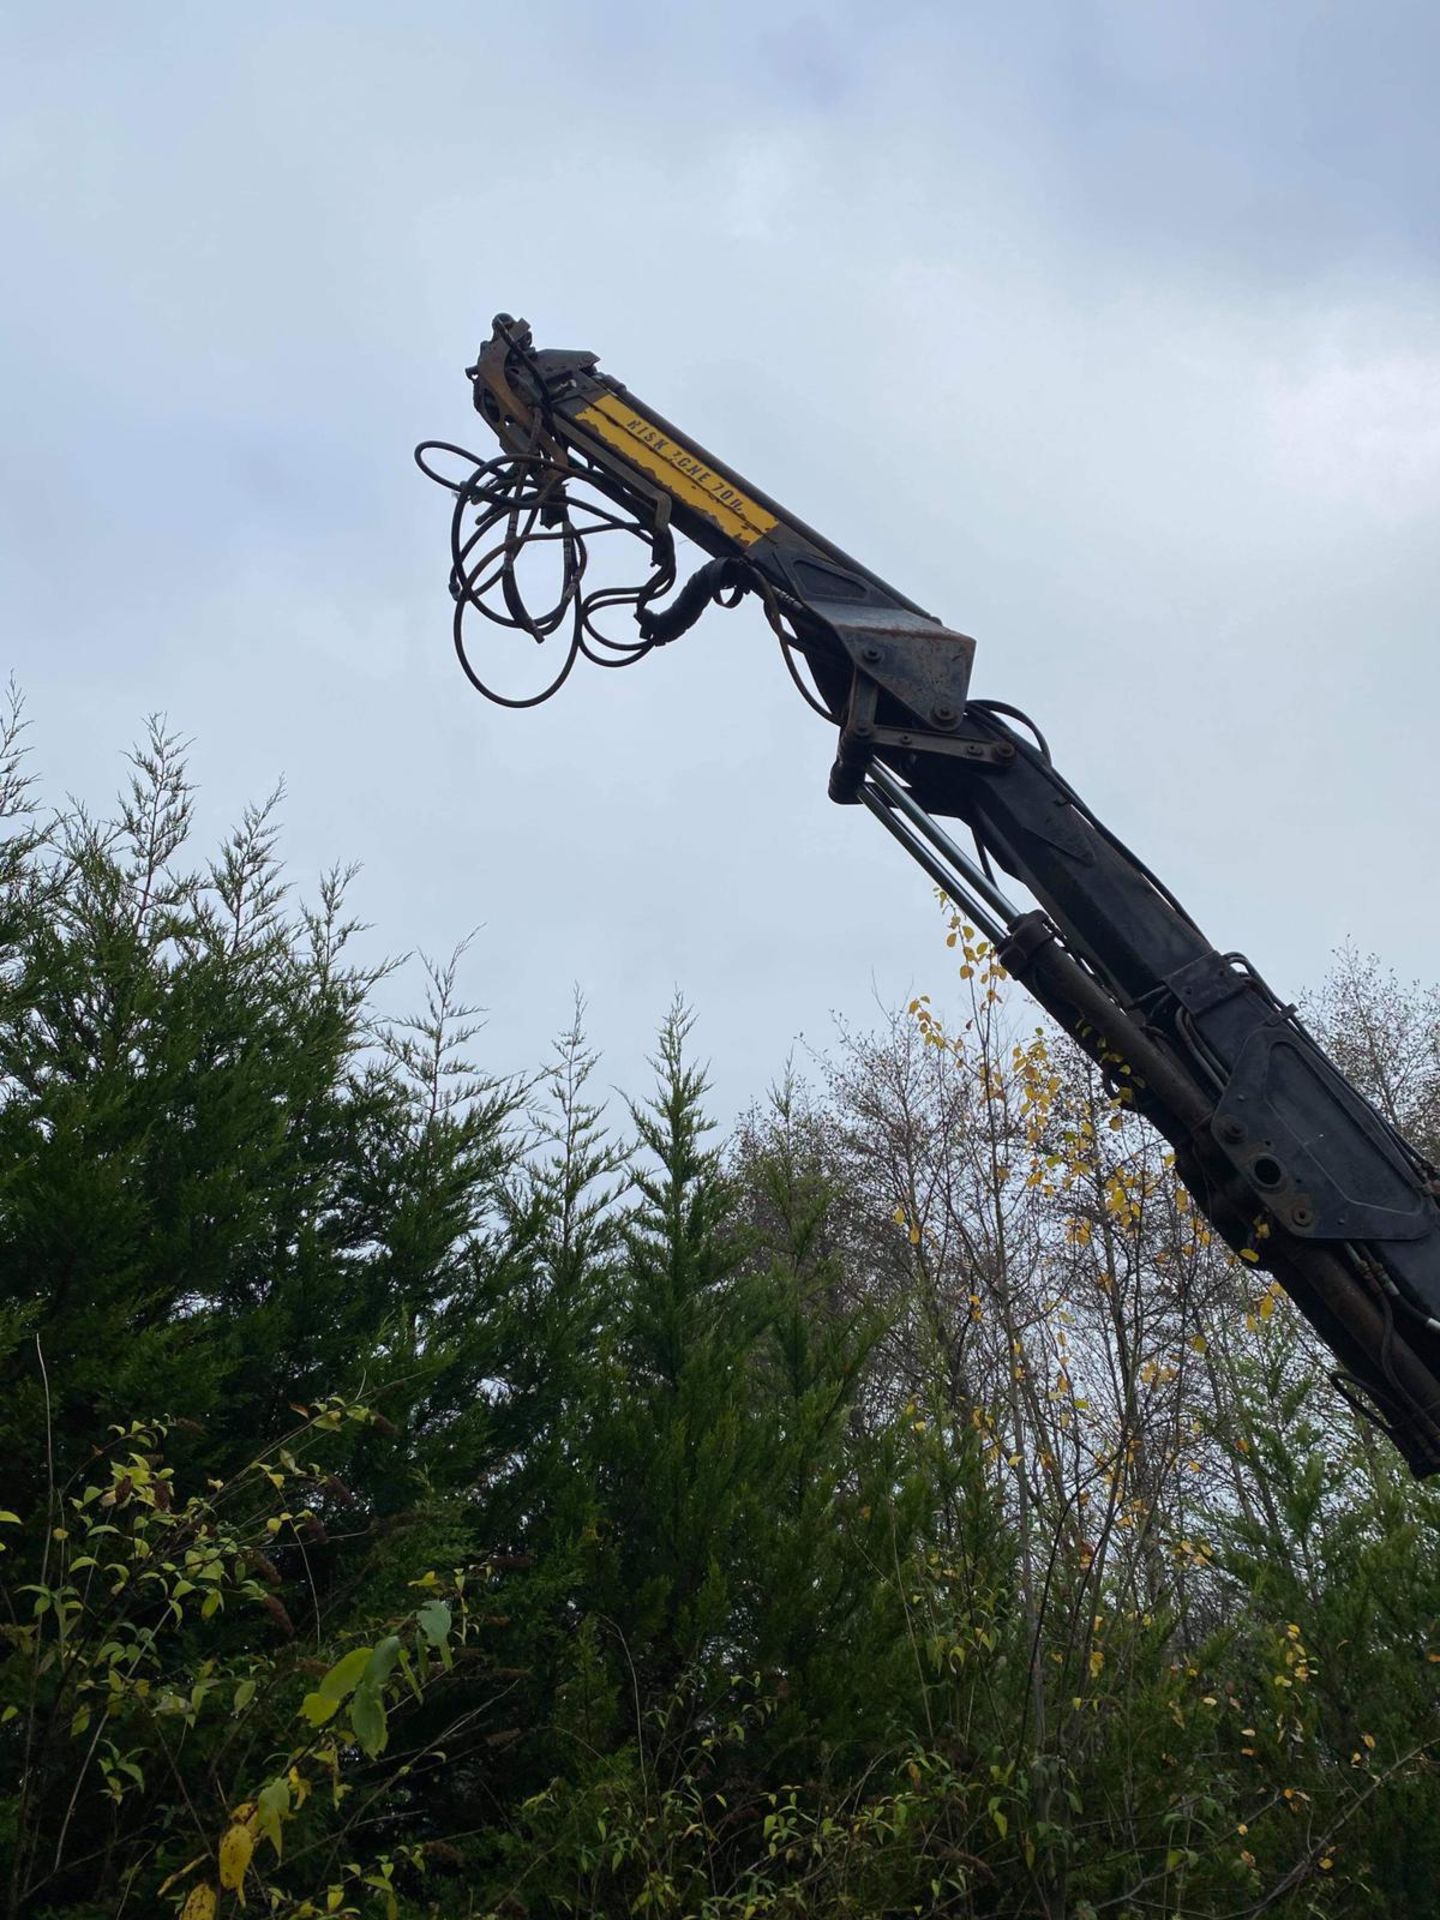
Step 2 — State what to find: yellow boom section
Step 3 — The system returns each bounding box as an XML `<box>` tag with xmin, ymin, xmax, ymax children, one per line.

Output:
<box><xmin>575</xmin><ymin>392</ymin><xmax>779</xmax><ymax>548</ymax></box>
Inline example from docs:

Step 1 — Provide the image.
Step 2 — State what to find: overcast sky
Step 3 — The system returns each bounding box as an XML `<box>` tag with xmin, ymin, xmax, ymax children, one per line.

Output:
<box><xmin>3</xmin><ymin>2</ymin><xmax>1438</xmax><ymax>1120</ymax></box>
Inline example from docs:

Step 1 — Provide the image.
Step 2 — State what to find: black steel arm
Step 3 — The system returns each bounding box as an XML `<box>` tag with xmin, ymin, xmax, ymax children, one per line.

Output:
<box><xmin>419</xmin><ymin>315</ymin><xmax>1440</xmax><ymax>1474</ymax></box>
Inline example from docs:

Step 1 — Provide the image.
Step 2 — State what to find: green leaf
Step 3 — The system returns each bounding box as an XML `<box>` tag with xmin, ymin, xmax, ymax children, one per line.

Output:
<box><xmin>257</xmin><ymin>1777</ymin><xmax>290</xmax><ymax>1856</ymax></box>
<box><xmin>416</xmin><ymin>1600</ymin><xmax>451</xmax><ymax>1645</ymax></box>
<box><xmin>348</xmin><ymin>1679</ymin><xmax>387</xmax><ymax>1757</ymax></box>
<box><xmin>299</xmin><ymin>1692</ymin><xmax>342</xmax><ymax>1728</ymax></box>
<box><xmin>396</xmin><ymin>1646</ymin><xmax>424</xmax><ymax>1704</ymax></box>
<box><xmin>0</xmin><ymin>1511</ymin><xmax>20</xmax><ymax>1525</ymax></box>
<box><xmin>233</xmin><ymin>1678</ymin><xmax>257</xmax><ymax>1713</ymax></box>
<box><xmin>363</xmin><ymin>1634</ymin><xmax>402</xmax><ymax>1688</ymax></box>
<box><xmin>297</xmin><ymin>1643</ymin><xmax>376</xmax><ymax>1726</ymax></box>
<box><xmin>416</xmin><ymin>1601</ymin><xmax>452</xmax><ymax>1668</ymax></box>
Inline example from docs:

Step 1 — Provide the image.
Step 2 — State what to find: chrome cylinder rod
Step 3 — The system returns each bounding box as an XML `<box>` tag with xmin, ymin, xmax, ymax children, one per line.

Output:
<box><xmin>863</xmin><ymin>761</ymin><xmax>1019</xmax><ymax>938</ymax></box>
<box><xmin>861</xmin><ymin>778</ymin><xmax>1010</xmax><ymax>949</ymax></box>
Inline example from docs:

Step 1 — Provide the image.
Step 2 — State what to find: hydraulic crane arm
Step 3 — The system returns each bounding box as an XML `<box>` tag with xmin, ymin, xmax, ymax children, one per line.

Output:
<box><xmin>417</xmin><ymin>315</ymin><xmax>1440</xmax><ymax>1475</ymax></box>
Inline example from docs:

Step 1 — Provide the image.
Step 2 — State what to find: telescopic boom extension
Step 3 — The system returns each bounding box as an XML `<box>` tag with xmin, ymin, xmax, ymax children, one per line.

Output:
<box><xmin>417</xmin><ymin>315</ymin><xmax>1440</xmax><ymax>1475</ymax></box>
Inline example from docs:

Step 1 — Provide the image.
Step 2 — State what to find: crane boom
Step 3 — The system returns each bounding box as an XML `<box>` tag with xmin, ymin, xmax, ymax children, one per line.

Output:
<box><xmin>417</xmin><ymin>314</ymin><xmax>1440</xmax><ymax>1475</ymax></box>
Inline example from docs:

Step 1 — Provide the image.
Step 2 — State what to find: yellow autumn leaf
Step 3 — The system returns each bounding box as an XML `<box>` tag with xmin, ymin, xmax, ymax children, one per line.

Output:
<box><xmin>1188</xmin><ymin>1334</ymin><xmax>1207</xmax><ymax>1354</ymax></box>
<box><xmin>1088</xmin><ymin>1647</ymin><xmax>1104</xmax><ymax>1677</ymax></box>
<box><xmin>1239</xmin><ymin>1248</ymin><xmax>1260</xmax><ymax>1264</ymax></box>
<box><xmin>181</xmin><ymin>1886</ymin><xmax>218</xmax><ymax>1920</ymax></box>
<box><xmin>219</xmin><ymin>1822</ymin><xmax>254</xmax><ymax>1895</ymax></box>
<box><xmin>908</xmin><ymin>1224</ymin><xmax>921</xmax><ymax>1246</ymax></box>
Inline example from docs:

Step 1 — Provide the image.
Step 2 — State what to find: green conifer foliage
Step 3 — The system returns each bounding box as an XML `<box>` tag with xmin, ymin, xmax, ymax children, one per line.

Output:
<box><xmin>590</xmin><ymin>1001</ymin><xmax>766</xmax><ymax>1681</ymax></box>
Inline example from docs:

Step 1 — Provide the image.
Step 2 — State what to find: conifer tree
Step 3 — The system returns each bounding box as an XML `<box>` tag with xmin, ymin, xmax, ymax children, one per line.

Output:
<box><xmin>590</xmin><ymin>1001</ymin><xmax>765</xmax><ymax>1693</ymax></box>
<box><xmin>733</xmin><ymin>1075</ymin><xmax>936</xmax><ymax>1770</ymax></box>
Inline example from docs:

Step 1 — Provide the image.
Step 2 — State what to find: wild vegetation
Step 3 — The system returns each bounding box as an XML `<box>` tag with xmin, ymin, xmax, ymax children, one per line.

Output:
<box><xmin>3</xmin><ymin>704</ymin><xmax>1440</xmax><ymax>1918</ymax></box>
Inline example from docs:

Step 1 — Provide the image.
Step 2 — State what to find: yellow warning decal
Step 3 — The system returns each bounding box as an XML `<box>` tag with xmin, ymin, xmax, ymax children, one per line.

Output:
<box><xmin>575</xmin><ymin>392</ymin><xmax>778</xmax><ymax>548</ymax></box>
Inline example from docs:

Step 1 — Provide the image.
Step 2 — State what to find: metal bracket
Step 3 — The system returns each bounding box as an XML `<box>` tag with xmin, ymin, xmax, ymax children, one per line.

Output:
<box><xmin>1210</xmin><ymin>1021</ymin><xmax>1432</xmax><ymax>1241</ymax></box>
<box><xmin>1166</xmin><ymin>951</ymin><xmax>1250</xmax><ymax>1017</ymax></box>
<box><xmin>829</xmin><ymin>674</ymin><xmax>1014</xmax><ymax>801</ymax></box>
